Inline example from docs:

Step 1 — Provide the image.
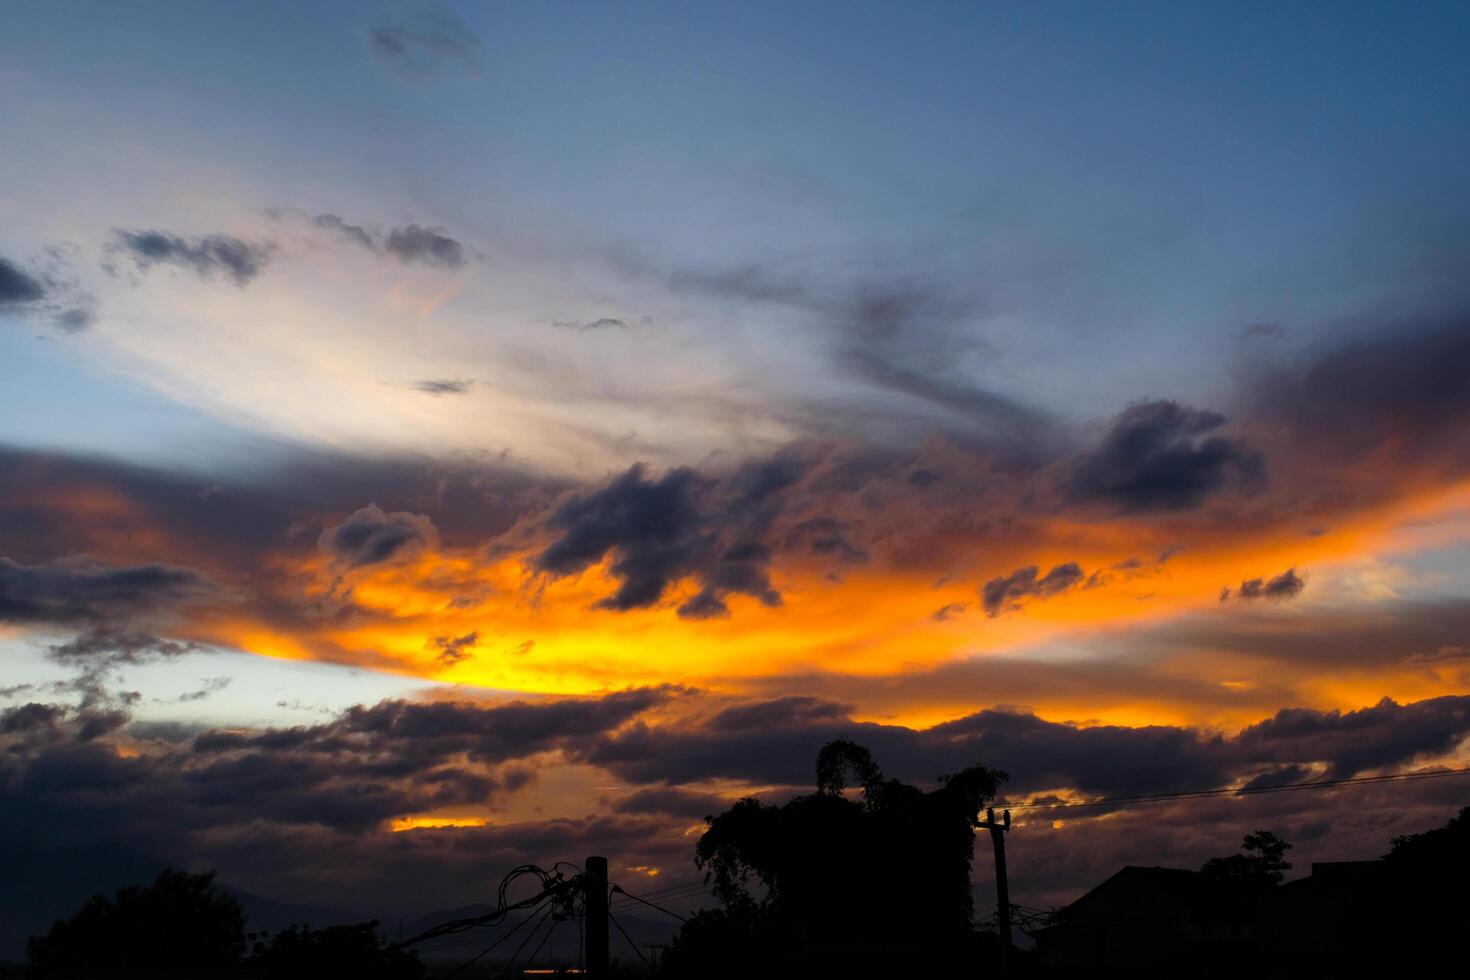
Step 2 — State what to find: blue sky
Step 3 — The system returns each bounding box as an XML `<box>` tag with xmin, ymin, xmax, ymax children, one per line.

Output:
<box><xmin>4</xmin><ymin>1</ymin><xmax>1469</xmax><ymax>467</ymax></box>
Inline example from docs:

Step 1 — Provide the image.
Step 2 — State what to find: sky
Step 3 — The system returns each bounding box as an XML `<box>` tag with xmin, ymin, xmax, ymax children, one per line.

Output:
<box><xmin>3</xmin><ymin>0</ymin><xmax>1470</xmax><ymax>930</ymax></box>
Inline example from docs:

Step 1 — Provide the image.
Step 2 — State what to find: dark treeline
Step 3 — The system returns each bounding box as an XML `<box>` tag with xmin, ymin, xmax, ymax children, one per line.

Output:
<box><xmin>23</xmin><ymin>869</ymin><xmax>421</xmax><ymax>979</ymax></box>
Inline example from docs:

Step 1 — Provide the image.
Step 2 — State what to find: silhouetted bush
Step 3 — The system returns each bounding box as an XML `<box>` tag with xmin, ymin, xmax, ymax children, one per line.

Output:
<box><xmin>27</xmin><ymin>868</ymin><xmax>247</xmax><ymax>973</ymax></box>
<box><xmin>26</xmin><ymin>867</ymin><xmax>421</xmax><ymax>979</ymax></box>
<box><xmin>660</xmin><ymin>904</ymin><xmax>795</xmax><ymax>979</ymax></box>
<box><xmin>247</xmin><ymin>920</ymin><xmax>423</xmax><ymax>979</ymax></box>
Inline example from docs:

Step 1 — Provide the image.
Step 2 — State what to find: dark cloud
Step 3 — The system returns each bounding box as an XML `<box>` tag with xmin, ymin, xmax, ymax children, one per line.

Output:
<box><xmin>1</xmin><ymin>702</ymin><xmax>65</xmax><ymax>736</ymax></box>
<box><xmin>0</xmin><ymin>251</ymin><xmax>97</xmax><ymax>332</ymax></box>
<box><xmin>932</xmin><ymin>708</ymin><xmax>1233</xmax><ymax>796</ymax></box>
<box><xmin>664</xmin><ymin>262</ymin><xmax>1057</xmax><ymax>453</ymax></box>
<box><xmin>75</xmin><ymin>708</ymin><xmax>131</xmax><ymax>741</ymax></box>
<box><xmin>53</xmin><ymin>308</ymin><xmax>94</xmax><ymax>332</ymax></box>
<box><xmin>552</xmin><ymin>317</ymin><xmax>634</xmax><ymax>331</ymax></box>
<box><xmin>0</xmin><ymin>255</ymin><xmax>46</xmax><ymax>304</ymax></box>
<box><xmin>838</xmin><ymin>287</ymin><xmax>1056</xmax><ymax>452</ymax></box>
<box><xmin>0</xmin><ymin>688</ymin><xmax>671</xmax><ymax>874</ymax></box>
<box><xmin>430</xmin><ymin>631</ymin><xmax>478</xmax><ymax>666</ymax></box>
<box><xmin>0</xmin><ymin>557</ymin><xmax>214</xmax><ymax>626</ymax></box>
<box><xmin>173</xmin><ymin>677</ymin><xmax>232</xmax><ymax>703</ymax></box>
<box><xmin>1249</xmin><ymin>312</ymin><xmax>1470</xmax><ymax>473</ymax></box>
<box><xmin>930</xmin><ymin>602</ymin><xmax>969</xmax><ymax>623</ymax></box>
<box><xmin>583</xmin><ymin>695</ymin><xmax>1231</xmax><ymax>796</ymax></box>
<box><xmin>1068</xmin><ymin>400</ymin><xmax>1264</xmax><ymax>512</ymax></box>
<box><xmin>612</xmin><ymin>786</ymin><xmax>730</xmax><ymax>820</ymax></box>
<box><xmin>981</xmin><ymin>562</ymin><xmax>1084</xmax><ymax>617</ymax></box>
<box><xmin>706</xmin><ymin>695</ymin><xmax>852</xmax><ymax>733</ymax></box>
<box><xmin>40</xmin><ymin>628</ymin><xmax>205</xmax><ymax>722</ymax></box>
<box><xmin>535</xmin><ymin>465</ymin><xmax>703</xmax><ymax>610</ymax></box>
<box><xmin>785</xmin><ymin>517</ymin><xmax>869</xmax><ymax>565</ymax></box>
<box><xmin>311</xmin><ymin>213</ymin><xmax>375</xmax><ymax>251</ymax></box>
<box><xmin>1237</xmin><ymin>764</ymin><xmax>1314</xmax><ymax>791</ymax></box>
<box><xmin>414</xmin><ymin>378</ymin><xmax>473</xmax><ymax>395</ymax></box>
<box><xmin>366</xmin><ymin>3</ymin><xmax>482</xmax><ymax>80</ymax></box>
<box><xmin>109</xmin><ymin>229</ymin><xmax>275</xmax><ymax>286</ymax></box>
<box><xmin>585</xmin><ymin>691</ymin><xmax>1470</xmax><ymax>804</ymax></box>
<box><xmin>48</xmin><ymin>629</ymin><xmax>202</xmax><ymax>665</ymax></box>
<box><xmin>0</xmin><ymin>444</ymin><xmax>558</xmax><ymax>566</ymax></box>
<box><xmin>384</xmin><ymin>224</ymin><xmax>465</xmax><ymax>268</ymax></box>
<box><xmin>318</xmin><ymin>504</ymin><xmax>436</xmax><ymax>569</ymax></box>
<box><xmin>1232</xmin><ymin>695</ymin><xmax>1470</xmax><ymax>778</ymax></box>
<box><xmin>286</xmin><ymin>687</ymin><xmax>671</xmax><ymax>767</ymax></box>
<box><xmin>534</xmin><ymin>462</ymin><xmax>793</xmax><ymax>618</ymax></box>
<box><xmin>301</xmin><ymin>213</ymin><xmax>470</xmax><ymax>268</ymax></box>
<box><xmin>1223</xmin><ymin>568</ymin><xmax>1305</xmax><ymax>603</ymax></box>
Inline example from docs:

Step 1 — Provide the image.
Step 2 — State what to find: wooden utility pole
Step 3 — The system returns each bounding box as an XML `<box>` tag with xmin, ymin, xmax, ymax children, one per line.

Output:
<box><xmin>586</xmin><ymin>855</ymin><xmax>609</xmax><ymax>979</ymax></box>
<box><xmin>980</xmin><ymin>807</ymin><xmax>1012</xmax><ymax>971</ymax></box>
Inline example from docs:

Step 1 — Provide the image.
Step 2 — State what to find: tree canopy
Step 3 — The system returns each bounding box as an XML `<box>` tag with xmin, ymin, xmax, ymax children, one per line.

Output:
<box><xmin>27</xmin><ymin>867</ymin><xmax>420</xmax><ymax>978</ymax></box>
<box><xmin>665</xmin><ymin>739</ymin><xmax>1005</xmax><ymax>976</ymax></box>
<box><xmin>1200</xmin><ymin>830</ymin><xmax>1293</xmax><ymax>886</ymax></box>
<box><xmin>28</xmin><ymin>868</ymin><xmax>248</xmax><ymax>972</ymax></box>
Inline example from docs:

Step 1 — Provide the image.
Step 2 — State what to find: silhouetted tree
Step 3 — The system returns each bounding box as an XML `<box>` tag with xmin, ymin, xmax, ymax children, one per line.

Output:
<box><xmin>27</xmin><ymin>868</ymin><xmax>246</xmax><ymax>973</ymax></box>
<box><xmin>1200</xmin><ymin>830</ymin><xmax>1293</xmax><ymax>886</ymax></box>
<box><xmin>1383</xmin><ymin>803</ymin><xmax>1469</xmax><ymax>956</ymax></box>
<box><xmin>247</xmin><ymin>920</ymin><xmax>423</xmax><ymax>979</ymax></box>
<box><xmin>663</xmin><ymin>739</ymin><xmax>1005</xmax><ymax>977</ymax></box>
<box><xmin>1385</xmin><ymin>804</ymin><xmax>1470</xmax><ymax>868</ymax></box>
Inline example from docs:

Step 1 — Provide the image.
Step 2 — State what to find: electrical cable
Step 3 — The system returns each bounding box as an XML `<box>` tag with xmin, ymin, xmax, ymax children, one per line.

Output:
<box><xmin>609</xmin><ymin>880</ymin><xmax>710</xmax><ymax>913</ymax></box>
<box><xmin>611</xmin><ymin>884</ymin><xmax>689</xmax><ymax>922</ymax></box>
<box><xmin>501</xmin><ymin>902</ymin><xmax>559</xmax><ymax>977</ymax></box>
<box><xmin>607</xmin><ymin>908</ymin><xmax>653</xmax><ymax>971</ymax></box>
<box><xmin>616</xmin><ymin>877</ymin><xmax>708</xmax><ymax>900</ymax></box>
<box><xmin>443</xmin><ymin>899</ymin><xmax>550</xmax><ymax>980</ymax></box>
<box><xmin>397</xmin><ymin>863</ymin><xmax>585</xmax><ymax>949</ymax></box>
<box><xmin>521</xmin><ymin>908</ymin><xmax>561</xmax><ymax>972</ymax></box>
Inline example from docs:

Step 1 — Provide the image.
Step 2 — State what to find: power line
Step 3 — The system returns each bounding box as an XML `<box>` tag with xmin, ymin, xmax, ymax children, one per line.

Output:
<box><xmin>397</xmin><ymin>863</ymin><xmax>578</xmax><ymax>948</ymax></box>
<box><xmin>610</xmin><ymin>881</ymin><xmax>708</xmax><ymax>906</ymax></box>
<box><xmin>499</xmin><ymin>902</ymin><xmax>559</xmax><ymax>977</ymax></box>
<box><xmin>616</xmin><ymin>876</ymin><xmax>708</xmax><ymax>900</ymax></box>
<box><xmin>609</xmin><ymin>879</ymin><xmax>711</xmax><ymax>919</ymax></box>
<box><xmin>444</xmin><ymin>899</ymin><xmax>550</xmax><ymax>979</ymax></box>
<box><xmin>613</xmin><ymin>882</ymin><xmax>709</xmax><ymax>902</ymax></box>
<box><xmin>611</xmin><ymin>884</ymin><xmax>690</xmax><ymax>922</ymax></box>
<box><xmin>525</xmin><ymin>916</ymin><xmax>560</xmax><ymax>969</ymax></box>
<box><xmin>607</xmin><ymin>909</ymin><xmax>653</xmax><ymax>971</ymax></box>
<box><xmin>1002</xmin><ymin>764</ymin><xmax>1470</xmax><ymax>812</ymax></box>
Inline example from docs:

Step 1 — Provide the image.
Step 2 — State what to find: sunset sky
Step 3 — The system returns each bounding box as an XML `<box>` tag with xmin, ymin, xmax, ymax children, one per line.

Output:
<box><xmin>3</xmin><ymin>1</ymin><xmax>1470</xmax><ymax>927</ymax></box>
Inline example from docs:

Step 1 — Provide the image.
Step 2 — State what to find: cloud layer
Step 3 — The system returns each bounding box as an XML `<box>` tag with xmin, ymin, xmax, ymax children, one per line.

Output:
<box><xmin>3</xmin><ymin>685</ymin><xmax>1466</xmax><ymax>921</ymax></box>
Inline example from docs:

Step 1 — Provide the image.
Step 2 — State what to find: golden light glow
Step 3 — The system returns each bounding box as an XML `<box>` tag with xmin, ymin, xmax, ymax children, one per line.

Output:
<box><xmin>14</xmin><ymin>447</ymin><xmax>1470</xmax><ymax>736</ymax></box>
<box><xmin>624</xmin><ymin>865</ymin><xmax>661</xmax><ymax>878</ymax></box>
<box><xmin>390</xmin><ymin>816</ymin><xmax>490</xmax><ymax>832</ymax></box>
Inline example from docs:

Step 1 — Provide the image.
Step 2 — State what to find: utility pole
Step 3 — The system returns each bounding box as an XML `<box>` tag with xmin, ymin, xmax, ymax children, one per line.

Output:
<box><xmin>586</xmin><ymin>855</ymin><xmax>609</xmax><ymax>979</ymax></box>
<box><xmin>980</xmin><ymin>807</ymin><xmax>1012</xmax><ymax>972</ymax></box>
